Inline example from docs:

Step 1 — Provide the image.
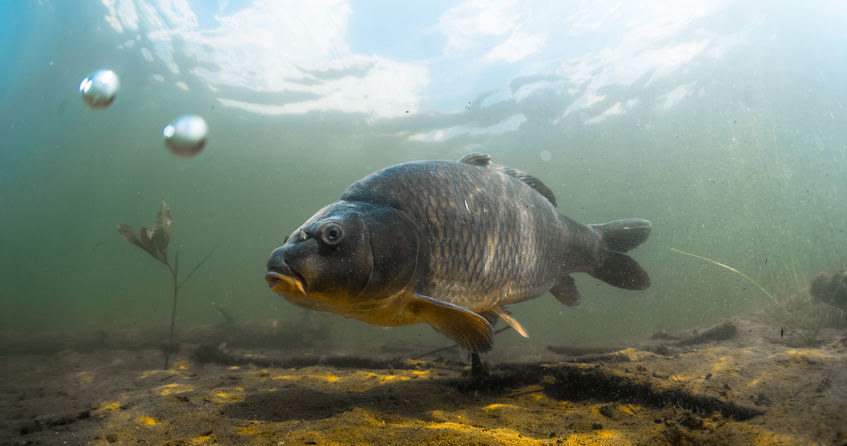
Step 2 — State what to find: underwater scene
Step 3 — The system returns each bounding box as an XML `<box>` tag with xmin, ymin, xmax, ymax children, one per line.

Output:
<box><xmin>2</xmin><ymin>0</ymin><xmax>847</xmax><ymax>444</ymax></box>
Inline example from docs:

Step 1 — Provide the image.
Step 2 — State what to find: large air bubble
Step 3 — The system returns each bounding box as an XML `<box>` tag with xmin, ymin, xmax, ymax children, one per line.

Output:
<box><xmin>79</xmin><ymin>69</ymin><xmax>120</xmax><ymax>109</ymax></box>
<box><xmin>163</xmin><ymin>115</ymin><xmax>208</xmax><ymax>157</ymax></box>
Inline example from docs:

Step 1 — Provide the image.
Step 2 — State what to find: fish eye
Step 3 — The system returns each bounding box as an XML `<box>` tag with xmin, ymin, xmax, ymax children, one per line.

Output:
<box><xmin>320</xmin><ymin>223</ymin><xmax>343</xmax><ymax>245</ymax></box>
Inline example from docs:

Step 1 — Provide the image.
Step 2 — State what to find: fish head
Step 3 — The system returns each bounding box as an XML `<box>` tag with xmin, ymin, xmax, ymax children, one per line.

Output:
<box><xmin>265</xmin><ymin>201</ymin><xmax>420</xmax><ymax>318</ymax></box>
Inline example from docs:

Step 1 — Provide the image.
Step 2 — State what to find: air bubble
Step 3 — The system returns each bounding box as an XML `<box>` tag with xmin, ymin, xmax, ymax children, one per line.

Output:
<box><xmin>163</xmin><ymin>115</ymin><xmax>208</xmax><ymax>157</ymax></box>
<box><xmin>79</xmin><ymin>69</ymin><xmax>120</xmax><ymax>109</ymax></box>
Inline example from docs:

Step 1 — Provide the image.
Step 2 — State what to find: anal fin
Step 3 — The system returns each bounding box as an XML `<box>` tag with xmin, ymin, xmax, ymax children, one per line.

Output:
<box><xmin>410</xmin><ymin>294</ymin><xmax>493</xmax><ymax>352</ymax></box>
<box><xmin>551</xmin><ymin>275</ymin><xmax>581</xmax><ymax>306</ymax></box>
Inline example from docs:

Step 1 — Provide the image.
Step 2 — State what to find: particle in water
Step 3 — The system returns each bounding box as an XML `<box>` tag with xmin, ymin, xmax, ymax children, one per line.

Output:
<box><xmin>163</xmin><ymin>115</ymin><xmax>208</xmax><ymax>157</ymax></box>
<box><xmin>540</xmin><ymin>150</ymin><xmax>552</xmax><ymax>161</ymax></box>
<box><xmin>79</xmin><ymin>69</ymin><xmax>120</xmax><ymax>109</ymax></box>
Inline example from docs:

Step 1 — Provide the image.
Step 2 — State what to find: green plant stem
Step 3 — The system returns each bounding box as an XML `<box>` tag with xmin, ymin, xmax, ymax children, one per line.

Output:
<box><xmin>154</xmin><ymin>247</ymin><xmax>216</xmax><ymax>370</ymax></box>
<box><xmin>671</xmin><ymin>247</ymin><xmax>792</xmax><ymax>317</ymax></box>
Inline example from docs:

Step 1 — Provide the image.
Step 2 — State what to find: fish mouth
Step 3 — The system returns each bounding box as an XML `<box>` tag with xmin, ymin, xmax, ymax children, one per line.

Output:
<box><xmin>265</xmin><ymin>266</ymin><xmax>307</xmax><ymax>296</ymax></box>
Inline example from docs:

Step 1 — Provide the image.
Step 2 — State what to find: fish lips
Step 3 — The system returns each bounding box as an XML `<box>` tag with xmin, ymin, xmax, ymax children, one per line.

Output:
<box><xmin>265</xmin><ymin>263</ymin><xmax>307</xmax><ymax>296</ymax></box>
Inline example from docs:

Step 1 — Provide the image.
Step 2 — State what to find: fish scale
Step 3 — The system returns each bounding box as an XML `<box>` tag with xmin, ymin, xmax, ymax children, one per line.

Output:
<box><xmin>344</xmin><ymin>159</ymin><xmax>565</xmax><ymax>311</ymax></box>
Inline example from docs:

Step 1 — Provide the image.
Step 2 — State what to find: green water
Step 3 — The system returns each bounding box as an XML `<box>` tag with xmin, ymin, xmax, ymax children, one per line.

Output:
<box><xmin>1</xmin><ymin>1</ymin><xmax>846</xmax><ymax>351</ymax></box>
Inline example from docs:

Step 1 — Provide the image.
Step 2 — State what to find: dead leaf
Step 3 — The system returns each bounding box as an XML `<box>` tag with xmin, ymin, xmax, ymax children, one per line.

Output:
<box><xmin>151</xmin><ymin>199</ymin><xmax>172</xmax><ymax>260</ymax></box>
<box><xmin>117</xmin><ymin>224</ymin><xmax>141</xmax><ymax>248</ymax></box>
<box><xmin>138</xmin><ymin>226</ymin><xmax>160</xmax><ymax>260</ymax></box>
<box><xmin>117</xmin><ymin>199</ymin><xmax>173</xmax><ymax>264</ymax></box>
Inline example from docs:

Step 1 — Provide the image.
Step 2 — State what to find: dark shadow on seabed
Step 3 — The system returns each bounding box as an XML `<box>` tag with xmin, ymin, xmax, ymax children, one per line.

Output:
<box><xmin>221</xmin><ymin>360</ymin><xmax>761</xmax><ymax>424</ymax></box>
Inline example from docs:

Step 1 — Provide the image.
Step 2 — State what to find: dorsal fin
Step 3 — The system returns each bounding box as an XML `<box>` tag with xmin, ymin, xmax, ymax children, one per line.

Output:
<box><xmin>458</xmin><ymin>153</ymin><xmax>492</xmax><ymax>167</ymax></box>
<box><xmin>458</xmin><ymin>152</ymin><xmax>558</xmax><ymax>207</ymax></box>
<box><xmin>501</xmin><ymin>167</ymin><xmax>558</xmax><ymax>207</ymax></box>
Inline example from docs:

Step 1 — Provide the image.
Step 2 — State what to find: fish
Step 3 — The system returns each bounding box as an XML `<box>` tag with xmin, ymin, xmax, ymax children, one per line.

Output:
<box><xmin>265</xmin><ymin>153</ymin><xmax>651</xmax><ymax>352</ymax></box>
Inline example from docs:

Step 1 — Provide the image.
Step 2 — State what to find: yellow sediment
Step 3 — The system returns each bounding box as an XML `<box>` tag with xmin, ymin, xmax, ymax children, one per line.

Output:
<box><xmin>785</xmin><ymin>349</ymin><xmax>830</xmax><ymax>362</ymax></box>
<box><xmin>558</xmin><ymin>400</ymin><xmax>576</xmax><ymax>412</ymax></box>
<box><xmin>98</xmin><ymin>401</ymin><xmax>121</xmax><ymax>411</ymax></box>
<box><xmin>530</xmin><ymin>391</ymin><xmax>548</xmax><ymax>401</ymax></box>
<box><xmin>188</xmin><ymin>433</ymin><xmax>213</xmax><ymax>444</ymax></box>
<box><xmin>272</xmin><ymin>374</ymin><xmax>295</xmax><ymax>380</ymax></box>
<box><xmin>136</xmin><ymin>416</ymin><xmax>158</xmax><ymax>426</ymax></box>
<box><xmin>236</xmin><ymin>422</ymin><xmax>259</xmax><ymax>435</ymax></box>
<box><xmin>424</xmin><ymin>421</ymin><xmax>543</xmax><ymax>444</ymax></box>
<box><xmin>405</xmin><ymin>359</ymin><xmax>429</xmax><ymax>366</ymax></box>
<box><xmin>618</xmin><ymin>404</ymin><xmax>639</xmax><ymax>415</ymax></box>
<box><xmin>173</xmin><ymin>360</ymin><xmax>190</xmax><ymax>370</ymax></box>
<box><xmin>157</xmin><ymin>383</ymin><xmax>194</xmax><ymax>396</ymax></box>
<box><xmin>482</xmin><ymin>403</ymin><xmax>519</xmax><ymax>410</ymax></box>
<box><xmin>273</xmin><ymin>373</ymin><xmax>341</xmax><ymax>382</ymax></box>
<box><xmin>213</xmin><ymin>387</ymin><xmax>245</xmax><ymax>402</ymax></box>
<box><xmin>315</xmin><ymin>373</ymin><xmax>341</xmax><ymax>382</ymax></box>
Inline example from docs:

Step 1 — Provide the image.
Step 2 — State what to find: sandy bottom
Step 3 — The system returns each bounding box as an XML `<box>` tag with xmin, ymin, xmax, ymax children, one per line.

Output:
<box><xmin>2</xmin><ymin>315</ymin><xmax>846</xmax><ymax>445</ymax></box>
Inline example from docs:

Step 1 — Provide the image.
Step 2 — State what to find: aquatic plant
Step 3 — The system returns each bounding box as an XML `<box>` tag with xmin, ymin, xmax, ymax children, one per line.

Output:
<box><xmin>671</xmin><ymin>248</ymin><xmax>791</xmax><ymax>317</ymax></box>
<box><xmin>118</xmin><ymin>198</ymin><xmax>216</xmax><ymax>369</ymax></box>
<box><xmin>671</xmin><ymin>249</ymin><xmax>834</xmax><ymax>346</ymax></box>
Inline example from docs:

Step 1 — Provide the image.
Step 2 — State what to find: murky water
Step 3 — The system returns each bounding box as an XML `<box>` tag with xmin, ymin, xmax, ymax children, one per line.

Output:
<box><xmin>2</xmin><ymin>0</ymin><xmax>846</xmax><ymax>352</ymax></box>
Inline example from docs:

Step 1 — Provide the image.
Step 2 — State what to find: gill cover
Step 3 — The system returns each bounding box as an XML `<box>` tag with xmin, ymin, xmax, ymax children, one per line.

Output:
<box><xmin>358</xmin><ymin>206</ymin><xmax>421</xmax><ymax>300</ymax></box>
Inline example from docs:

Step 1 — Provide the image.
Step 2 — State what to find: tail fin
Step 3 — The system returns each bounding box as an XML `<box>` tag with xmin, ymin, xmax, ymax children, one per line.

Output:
<box><xmin>589</xmin><ymin>219</ymin><xmax>651</xmax><ymax>290</ymax></box>
<box><xmin>589</xmin><ymin>218</ymin><xmax>651</xmax><ymax>253</ymax></box>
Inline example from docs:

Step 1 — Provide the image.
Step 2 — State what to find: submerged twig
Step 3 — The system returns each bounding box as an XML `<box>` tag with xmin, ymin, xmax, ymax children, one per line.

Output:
<box><xmin>180</xmin><ymin>245</ymin><xmax>218</xmax><ymax>288</ymax></box>
<box><xmin>118</xmin><ymin>198</ymin><xmax>216</xmax><ymax>369</ymax></box>
<box><xmin>671</xmin><ymin>247</ymin><xmax>791</xmax><ymax>317</ymax></box>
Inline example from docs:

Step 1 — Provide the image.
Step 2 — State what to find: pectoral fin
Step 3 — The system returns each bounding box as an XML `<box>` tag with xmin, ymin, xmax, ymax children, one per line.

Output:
<box><xmin>410</xmin><ymin>294</ymin><xmax>493</xmax><ymax>352</ymax></box>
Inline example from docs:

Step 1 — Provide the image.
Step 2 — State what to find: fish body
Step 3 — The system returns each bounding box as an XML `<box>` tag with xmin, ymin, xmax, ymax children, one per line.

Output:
<box><xmin>266</xmin><ymin>154</ymin><xmax>651</xmax><ymax>351</ymax></box>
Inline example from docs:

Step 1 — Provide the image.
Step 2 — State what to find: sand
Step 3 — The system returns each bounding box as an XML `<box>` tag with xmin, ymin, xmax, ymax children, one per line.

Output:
<box><xmin>2</xmin><ymin>311</ymin><xmax>846</xmax><ymax>445</ymax></box>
